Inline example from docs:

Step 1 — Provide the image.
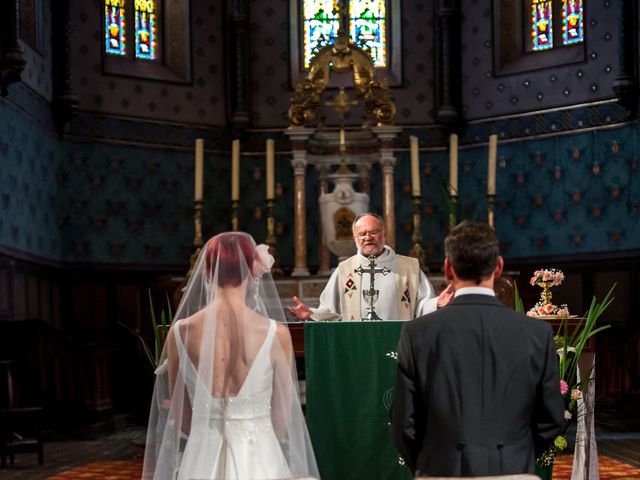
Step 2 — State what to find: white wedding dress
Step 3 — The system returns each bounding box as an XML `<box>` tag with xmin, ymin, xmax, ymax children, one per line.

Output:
<box><xmin>174</xmin><ymin>318</ymin><xmax>292</xmax><ymax>480</ymax></box>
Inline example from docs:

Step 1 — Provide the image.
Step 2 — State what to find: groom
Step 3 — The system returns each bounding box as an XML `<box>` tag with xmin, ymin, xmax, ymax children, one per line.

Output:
<box><xmin>391</xmin><ymin>221</ymin><xmax>564</xmax><ymax>477</ymax></box>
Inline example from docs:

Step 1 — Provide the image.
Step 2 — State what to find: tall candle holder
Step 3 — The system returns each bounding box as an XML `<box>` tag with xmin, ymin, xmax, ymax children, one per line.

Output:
<box><xmin>408</xmin><ymin>195</ymin><xmax>428</xmax><ymax>272</ymax></box>
<box><xmin>448</xmin><ymin>193</ymin><xmax>458</xmax><ymax>230</ymax></box>
<box><xmin>265</xmin><ymin>198</ymin><xmax>283</xmax><ymax>276</ymax></box>
<box><xmin>188</xmin><ymin>200</ymin><xmax>204</xmax><ymax>277</ymax></box>
<box><xmin>230</xmin><ymin>199</ymin><xmax>239</xmax><ymax>231</ymax></box>
<box><xmin>487</xmin><ymin>194</ymin><xmax>496</xmax><ymax>228</ymax></box>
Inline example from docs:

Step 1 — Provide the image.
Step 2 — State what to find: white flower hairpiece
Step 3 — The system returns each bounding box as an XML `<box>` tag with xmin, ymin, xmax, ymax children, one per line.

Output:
<box><xmin>254</xmin><ymin>244</ymin><xmax>275</xmax><ymax>276</ymax></box>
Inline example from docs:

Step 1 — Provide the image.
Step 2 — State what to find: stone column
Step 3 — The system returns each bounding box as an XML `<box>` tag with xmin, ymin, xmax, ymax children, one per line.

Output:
<box><xmin>372</xmin><ymin>126</ymin><xmax>402</xmax><ymax>249</ymax></box>
<box><xmin>317</xmin><ymin>164</ymin><xmax>332</xmax><ymax>275</ymax></box>
<box><xmin>380</xmin><ymin>157</ymin><xmax>396</xmax><ymax>249</ymax></box>
<box><xmin>613</xmin><ymin>0</ymin><xmax>637</xmax><ymax>114</ymax></box>
<box><xmin>286</xmin><ymin>128</ymin><xmax>314</xmax><ymax>277</ymax></box>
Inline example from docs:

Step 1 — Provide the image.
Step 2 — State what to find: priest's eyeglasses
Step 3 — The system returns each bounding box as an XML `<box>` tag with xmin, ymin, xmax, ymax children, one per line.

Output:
<box><xmin>355</xmin><ymin>229</ymin><xmax>382</xmax><ymax>239</ymax></box>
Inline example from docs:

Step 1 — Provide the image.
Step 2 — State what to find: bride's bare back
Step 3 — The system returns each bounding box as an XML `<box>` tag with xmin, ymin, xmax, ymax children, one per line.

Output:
<box><xmin>176</xmin><ymin>301</ymin><xmax>271</xmax><ymax>397</ymax></box>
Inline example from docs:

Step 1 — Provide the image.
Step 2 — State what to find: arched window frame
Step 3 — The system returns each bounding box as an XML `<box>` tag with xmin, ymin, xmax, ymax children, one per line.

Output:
<box><xmin>495</xmin><ymin>0</ymin><xmax>585</xmax><ymax>76</ymax></box>
<box><xmin>19</xmin><ymin>0</ymin><xmax>45</xmax><ymax>53</ymax></box>
<box><xmin>290</xmin><ymin>0</ymin><xmax>402</xmax><ymax>86</ymax></box>
<box><xmin>103</xmin><ymin>0</ymin><xmax>191</xmax><ymax>83</ymax></box>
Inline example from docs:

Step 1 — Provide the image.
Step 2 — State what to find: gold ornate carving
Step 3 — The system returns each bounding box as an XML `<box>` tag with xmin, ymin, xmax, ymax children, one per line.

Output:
<box><xmin>289</xmin><ymin>31</ymin><xmax>395</xmax><ymax>127</ymax></box>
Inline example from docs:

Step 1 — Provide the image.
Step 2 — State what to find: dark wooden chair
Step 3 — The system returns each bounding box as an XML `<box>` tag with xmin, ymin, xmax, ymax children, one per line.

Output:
<box><xmin>0</xmin><ymin>359</ymin><xmax>44</xmax><ymax>467</ymax></box>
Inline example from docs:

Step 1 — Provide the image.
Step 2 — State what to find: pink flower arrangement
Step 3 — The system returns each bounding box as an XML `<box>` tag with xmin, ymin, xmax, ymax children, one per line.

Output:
<box><xmin>533</xmin><ymin>286</ymin><xmax>615</xmax><ymax>468</ymax></box>
<box><xmin>559</xmin><ymin>379</ymin><xmax>568</xmax><ymax>395</ymax></box>
<box><xmin>530</xmin><ymin>268</ymin><xmax>565</xmax><ymax>287</ymax></box>
<box><xmin>527</xmin><ymin>302</ymin><xmax>570</xmax><ymax>318</ymax></box>
<box><xmin>517</xmin><ymin>275</ymin><xmax>615</xmax><ymax>469</ymax></box>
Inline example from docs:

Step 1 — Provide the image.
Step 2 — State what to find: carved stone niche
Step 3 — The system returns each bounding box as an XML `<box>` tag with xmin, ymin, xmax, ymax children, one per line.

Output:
<box><xmin>308</xmin><ymin>129</ymin><xmax>379</xmax><ymax>261</ymax></box>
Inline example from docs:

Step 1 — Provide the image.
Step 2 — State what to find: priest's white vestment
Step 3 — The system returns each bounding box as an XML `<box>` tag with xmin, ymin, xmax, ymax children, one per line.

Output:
<box><xmin>310</xmin><ymin>246</ymin><xmax>438</xmax><ymax>321</ymax></box>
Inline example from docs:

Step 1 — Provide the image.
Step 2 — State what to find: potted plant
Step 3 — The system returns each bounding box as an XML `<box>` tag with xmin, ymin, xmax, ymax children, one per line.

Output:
<box><xmin>516</xmin><ymin>273</ymin><xmax>614</xmax><ymax>479</ymax></box>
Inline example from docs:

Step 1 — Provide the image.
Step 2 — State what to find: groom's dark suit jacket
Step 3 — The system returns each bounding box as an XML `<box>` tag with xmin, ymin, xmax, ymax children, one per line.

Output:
<box><xmin>391</xmin><ymin>293</ymin><xmax>565</xmax><ymax>477</ymax></box>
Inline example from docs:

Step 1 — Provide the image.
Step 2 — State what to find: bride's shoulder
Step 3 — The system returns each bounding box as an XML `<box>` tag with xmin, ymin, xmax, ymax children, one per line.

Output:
<box><xmin>172</xmin><ymin>309</ymin><xmax>206</xmax><ymax>333</ymax></box>
<box><xmin>274</xmin><ymin>321</ymin><xmax>292</xmax><ymax>344</ymax></box>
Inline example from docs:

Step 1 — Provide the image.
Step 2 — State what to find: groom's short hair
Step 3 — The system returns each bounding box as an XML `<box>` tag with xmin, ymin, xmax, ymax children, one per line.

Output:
<box><xmin>444</xmin><ymin>221</ymin><xmax>499</xmax><ymax>284</ymax></box>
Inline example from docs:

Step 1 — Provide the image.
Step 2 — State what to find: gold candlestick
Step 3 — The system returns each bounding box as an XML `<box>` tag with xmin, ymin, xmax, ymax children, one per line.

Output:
<box><xmin>230</xmin><ymin>199</ymin><xmax>239</xmax><ymax>231</ymax></box>
<box><xmin>409</xmin><ymin>195</ymin><xmax>428</xmax><ymax>272</ymax></box>
<box><xmin>188</xmin><ymin>200</ymin><xmax>204</xmax><ymax>276</ymax></box>
<box><xmin>448</xmin><ymin>193</ymin><xmax>458</xmax><ymax>230</ymax></box>
<box><xmin>265</xmin><ymin>199</ymin><xmax>283</xmax><ymax>276</ymax></box>
<box><xmin>487</xmin><ymin>194</ymin><xmax>496</xmax><ymax>228</ymax></box>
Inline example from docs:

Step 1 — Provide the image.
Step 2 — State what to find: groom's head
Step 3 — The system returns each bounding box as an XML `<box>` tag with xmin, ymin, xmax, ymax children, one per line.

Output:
<box><xmin>444</xmin><ymin>221</ymin><xmax>501</xmax><ymax>285</ymax></box>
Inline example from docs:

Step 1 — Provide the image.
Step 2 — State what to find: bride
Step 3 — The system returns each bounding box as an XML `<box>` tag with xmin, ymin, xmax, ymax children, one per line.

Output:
<box><xmin>142</xmin><ymin>232</ymin><xmax>319</xmax><ymax>479</ymax></box>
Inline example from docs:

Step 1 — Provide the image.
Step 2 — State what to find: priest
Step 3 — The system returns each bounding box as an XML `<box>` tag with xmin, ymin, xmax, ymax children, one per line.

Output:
<box><xmin>288</xmin><ymin>213</ymin><xmax>454</xmax><ymax>321</ymax></box>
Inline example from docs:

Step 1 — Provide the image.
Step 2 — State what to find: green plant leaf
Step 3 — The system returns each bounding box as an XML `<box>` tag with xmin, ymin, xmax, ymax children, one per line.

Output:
<box><xmin>117</xmin><ymin>321</ymin><xmax>156</xmax><ymax>370</ymax></box>
<box><xmin>118</xmin><ymin>289</ymin><xmax>175</xmax><ymax>372</ymax></box>
<box><xmin>514</xmin><ymin>283</ymin><xmax>524</xmax><ymax>313</ymax></box>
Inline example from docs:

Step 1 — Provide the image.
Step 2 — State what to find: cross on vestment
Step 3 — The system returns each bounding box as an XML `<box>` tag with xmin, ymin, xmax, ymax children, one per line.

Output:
<box><xmin>354</xmin><ymin>255</ymin><xmax>391</xmax><ymax>321</ymax></box>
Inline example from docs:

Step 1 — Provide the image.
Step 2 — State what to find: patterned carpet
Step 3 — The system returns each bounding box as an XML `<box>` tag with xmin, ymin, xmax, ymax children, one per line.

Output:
<box><xmin>47</xmin><ymin>456</ymin><xmax>640</xmax><ymax>480</ymax></box>
<box><xmin>548</xmin><ymin>455</ymin><xmax>640</xmax><ymax>479</ymax></box>
<box><xmin>48</xmin><ymin>460</ymin><xmax>142</xmax><ymax>479</ymax></box>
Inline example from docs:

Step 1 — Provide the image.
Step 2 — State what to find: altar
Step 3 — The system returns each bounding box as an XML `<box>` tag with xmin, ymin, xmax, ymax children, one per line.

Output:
<box><xmin>303</xmin><ymin>321</ymin><xmax>412</xmax><ymax>480</ymax></box>
<box><xmin>297</xmin><ymin>315</ymin><xmax>598</xmax><ymax>480</ymax></box>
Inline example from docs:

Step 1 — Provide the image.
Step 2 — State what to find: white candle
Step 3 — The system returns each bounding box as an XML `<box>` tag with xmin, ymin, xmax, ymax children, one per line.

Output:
<box><xmin>266</xmin><ymin>139</ymin><xmax>275</xmax><ymax>200</ymax></box>
<box><xmin>410</xmin><ymin>135</ymin><xmax>420</xmax><ymax>196</ymax></box>
<box><xmin>231</xmin><ymin>139</ymin><xmax>240</xmax><ymax>201</ymax></box>
<box><xmin>449</xmin><ymin>133</ymin><xmax>458</xmax><ymax>196</ymax></box>
<box><xmin>488</xmin><ymin>134</ymin><xmax>497</xmax><ymax>195</ymax></box>
<box><xmin>194</xmin><ymin>138</ymin><xmax>204</xmax><ymax>201</ymax></box>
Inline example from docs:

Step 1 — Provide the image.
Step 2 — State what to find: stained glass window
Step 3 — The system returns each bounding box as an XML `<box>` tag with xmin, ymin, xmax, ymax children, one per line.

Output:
<box><xmin>528</xmin><ymin>0</ymin><xmax>584</xmax><ymax>52</ymax></box>
<box><xmin>303</xmin><ymin>0</ymin><xmax>340</xmax><ymax>68</ymax></box>
<box><xmin>302</xmin><ymin>0</ymin><xmax>388</xmax><ymax>68</ymax></box>
<box><xmin>562</xmin><ymin>0</ymin><xmax>583</xmax><ymax>45</ymax></box>
<box><xmin>135</xmin><ymin>0</ymin><xmax>157</xmax><ymax>59</ymax></box>
<box><xmin>350</xmin><ymin>0</ymin><xmax>387</xmax><ymax>67</ymax></box>
<box><xmin>105</xmin><ymin>0</ymin><xmax>127</xmax><ymax>56</ymax></box>
<box><xmin>531</xmin><ymin>0</ymin><xmax>553</xmax><ymax>51</ymax></box>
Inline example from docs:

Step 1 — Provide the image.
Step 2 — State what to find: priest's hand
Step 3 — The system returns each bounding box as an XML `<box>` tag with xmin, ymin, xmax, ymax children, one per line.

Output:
<box><xmin>436</xmin><ymin>284</ymin><xmax>455</xmax><ymax>309</ymax></box>
<box><xmin>287</xmin><ymin>296</ymin><xmax>311</xmax><ymax>321</ymax></box>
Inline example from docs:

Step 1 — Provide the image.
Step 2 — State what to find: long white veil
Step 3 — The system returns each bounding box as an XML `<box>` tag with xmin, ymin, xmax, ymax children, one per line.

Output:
<box><xmin>142</xmin><ymin>232</ymin><xmax>319</xmax><ymax>479</ymax></box>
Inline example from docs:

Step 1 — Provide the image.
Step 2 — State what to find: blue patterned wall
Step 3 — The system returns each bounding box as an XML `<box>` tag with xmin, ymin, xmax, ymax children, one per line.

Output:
<box><xmin>57</xmin><ymin>142</ymin><xmax>234</xmax><ymax>266</ymax></box>
<box><xmin>493</xmin><ymin>126</ymin><xmax>640</xmax><ymax>258</ymax></box>
<box><xmin>411</xmin><ymin>123</ymin><xmax>640</xmax><ymax>261</ymax></box>
<box><xmin>0</xmin><ymin>101</ymin><xmax>61</xmax><ymax>259</ymax></box>
<box><xmin>2</xmin><ymin>100</ymin><xmax>639</xmax><ymax>266</ymax></box>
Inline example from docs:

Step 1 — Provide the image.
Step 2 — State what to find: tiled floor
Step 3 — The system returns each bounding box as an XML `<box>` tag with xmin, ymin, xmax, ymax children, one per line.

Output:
<box><xmin>0</xmin><ymin>417</ymin><xmax>146</xmax><ymax>480</ymax></box>
<box><xmin>0</xmin><ymin>413</ymin><xmax>638</xmax><ymax>479</ymax></box>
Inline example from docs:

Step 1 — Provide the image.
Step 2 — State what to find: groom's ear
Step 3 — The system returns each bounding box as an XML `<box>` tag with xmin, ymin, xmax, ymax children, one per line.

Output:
<box><xmin>493</xmin><ymin>256</ymin><xmax>504</xmax><ymax>279</ymax></box>
<box><xmin>444</xmin><ymin>258</ymin><xmax>454</xmax><ymax>281</ymax></box>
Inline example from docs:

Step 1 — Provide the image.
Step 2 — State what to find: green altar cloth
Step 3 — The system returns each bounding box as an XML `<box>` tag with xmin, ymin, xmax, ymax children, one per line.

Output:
<box><xmin>304</xmin><ymin>321</ymin><xmax>412</xmax><ymax>480</ymax></box>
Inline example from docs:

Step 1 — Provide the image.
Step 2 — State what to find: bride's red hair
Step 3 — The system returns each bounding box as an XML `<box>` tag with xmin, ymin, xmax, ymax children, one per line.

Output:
<box><xmin>205</xmin><ymin>233</ymin><xmax>255</xmax><ymax>287</ymax></box>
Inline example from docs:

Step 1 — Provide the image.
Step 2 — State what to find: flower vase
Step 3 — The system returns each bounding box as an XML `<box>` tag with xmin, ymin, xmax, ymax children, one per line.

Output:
<box><xmin>535</xmin><ymin>460</ymin><xmax>554</xmax><ymax>480</ymax></box>
<box><xmin>537</xmin><ymin>281</ymin><xmax>553</xmax><ymax>306</ymax></box>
